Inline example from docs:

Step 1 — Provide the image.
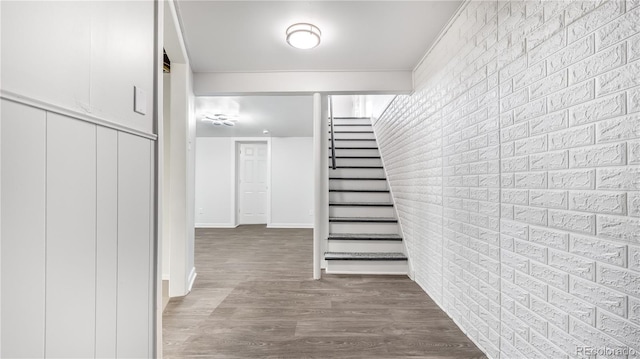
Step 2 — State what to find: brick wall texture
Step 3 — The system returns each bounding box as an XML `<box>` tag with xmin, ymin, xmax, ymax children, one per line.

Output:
<box><xmin>373</xmin><ymin>1</ymin><xmax>640</xmax><ymax>358</ymax></box>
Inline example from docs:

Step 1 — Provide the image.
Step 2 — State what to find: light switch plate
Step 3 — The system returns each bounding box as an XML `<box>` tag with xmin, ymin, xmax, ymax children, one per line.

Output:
<box><xmin>134</xmin><ymin>86</ymin><xmax>146</xmax><ymax>115</ymax></box>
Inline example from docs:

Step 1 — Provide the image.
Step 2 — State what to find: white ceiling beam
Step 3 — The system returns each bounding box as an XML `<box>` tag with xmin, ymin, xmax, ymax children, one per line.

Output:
<box><xmin>193</xmin><ymin>71</ymin><xmax>413</xmax><ymax>96</ymax></box>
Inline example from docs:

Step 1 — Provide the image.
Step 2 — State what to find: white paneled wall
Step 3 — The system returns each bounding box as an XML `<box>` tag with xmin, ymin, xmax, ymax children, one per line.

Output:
<box><xmin>0</xmin><ymin>100</ymin><xmax>47</xmax><ymax>358</ymax></box>
<box><xmin>117</xmin><ymin>132</ymin><xmax>154</xmax><ymax>358</ymax></box>
<box><xmin>373</xmin><ymin>1</ymin><xmax>640</xmax><ymax>358</ymax></box>
<box><xmin>96</xmin><ymin>127</ymin><xmax>118</xmax><ymax>358</ymax></box>
<box><xmin>45</xmin><ymin>113</ymin><xmax>97</xmax><ymax>357</ymax></box>
<box><xmin>0</xmin><ymin>100</ymin><xmax>154</xmax><ymax>358</ymax></box>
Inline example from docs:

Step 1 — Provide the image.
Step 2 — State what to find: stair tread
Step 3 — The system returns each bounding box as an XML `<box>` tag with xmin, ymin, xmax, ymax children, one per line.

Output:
<box><xmin>330</xmin><ymin>124</ymin><xmax>372</xmax><ymax>126</ymax></box>
<box><xmin>330</xmin><ymin>156</ymin><xmax>381</xmax><ymax>159</ymax></box>
<box><xmin>329</xmin><ymin>131</ymin><xmax>374</xmax><ymax>133</ymax></box>
<box><xmin>329</xmin><ymin>166</ymin><xmax>383</xmax><ymax>169</ymax></box>
<box><xmin>329</xmin><ymin>189</ymin><xmax>389</xmax><ymax>192</ymax></box>
<box><xmin>330</xmin><ymin>147</ymin><xmax>378</xmax><ymax>149</ymax></box>
<box><xmin>328</xmin><ymin>233</ymin><xmax>403</xmax><ymax>240</ymax></box>
<box><xmin>329</xmin><ymin>202</ymin><xmax>393</xmax><ymax>206</ymax></box>
<box><xmin>329</xmin><ymin>177</ymin><xmax>386</xmax><ymax>180</ymax></box>
<box><xmin>325</xmin><ymin>252</ymin><xmax>407</xmax><ymax>260</ymax></box>
<box><xmin>329</xmin><ymin>217</ymin><xmax>398</xmax><ymax>223</ymax></box>
<box><xmin>329</xmin><ymin>138</ymin><xmax>376</xmax><ymax>141</ymax></box>
<box><xmin>331</xmin><ymin>117</ymin><xmax>372</xmax><ymax>119</ymax></box>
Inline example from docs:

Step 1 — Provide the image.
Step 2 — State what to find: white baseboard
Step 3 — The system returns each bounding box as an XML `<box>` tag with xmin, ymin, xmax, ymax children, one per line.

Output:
<box><xmin>195</xmin><ymin>223</ymin><xmax>238</xmax><ymax>228</ymax></box>
<box><xmin>267</xmin><ymin>223</ymin><xmax>313</xmax><ymax>229</ymax></box>
<box><xmin>187</xmin><ymin>267</ymin><xmax>197</xmax><ymax>293</ymax></box>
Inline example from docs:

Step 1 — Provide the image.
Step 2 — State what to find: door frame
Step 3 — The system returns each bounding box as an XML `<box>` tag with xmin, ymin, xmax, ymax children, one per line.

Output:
<box><xmin>230</xmin><ymin>138</ymin><xmax>271</xmax><ymax>227</ymax></box>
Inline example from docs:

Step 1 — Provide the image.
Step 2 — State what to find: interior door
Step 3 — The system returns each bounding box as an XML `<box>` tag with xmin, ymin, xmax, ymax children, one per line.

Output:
<box><xmin>238</xmin><ymin>142</ymin><xmax>268</xmax><ymax>224</ymax></box>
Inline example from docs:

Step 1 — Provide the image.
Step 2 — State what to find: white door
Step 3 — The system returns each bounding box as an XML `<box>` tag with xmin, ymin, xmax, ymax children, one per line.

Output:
<box><xmin>238</xmin><ymin>143</ymin><xmax>268</xmax><ymax>224</ymax></box>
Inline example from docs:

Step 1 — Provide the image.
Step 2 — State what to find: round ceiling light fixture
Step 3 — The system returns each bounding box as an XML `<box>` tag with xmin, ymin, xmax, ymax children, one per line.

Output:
<box><xmin>286</xmin><ymin>23</ymin><xmax>321</xmax><ymax>50</ymax></box>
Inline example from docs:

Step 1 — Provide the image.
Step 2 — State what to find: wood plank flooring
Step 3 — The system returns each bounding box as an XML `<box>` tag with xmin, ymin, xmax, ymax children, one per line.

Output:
<box><xmin>163</xmin><ymin>225</ymin><xmax>487</xmax><ymax>359</ymax></box>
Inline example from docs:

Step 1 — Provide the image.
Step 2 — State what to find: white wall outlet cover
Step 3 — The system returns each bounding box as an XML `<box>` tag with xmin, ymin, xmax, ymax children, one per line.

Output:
<box><xmin>134</xmin><ymin>86</ymin><xmax>146</xmax><ymax>115</ymax></box>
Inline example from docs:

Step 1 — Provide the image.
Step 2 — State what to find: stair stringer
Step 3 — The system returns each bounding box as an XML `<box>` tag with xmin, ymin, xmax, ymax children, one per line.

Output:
<box><xmin>369</xmin><ymin>115</ymin><xmax>414</xmax><ymax>280</ymax></box>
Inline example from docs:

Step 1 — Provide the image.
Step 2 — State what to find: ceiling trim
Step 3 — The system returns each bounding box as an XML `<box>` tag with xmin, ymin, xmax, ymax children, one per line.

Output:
<box><xmin>194</xmin><ymin>71</ymin><xmax>413</xmax><ymax>96</ymax></box>
<box><xmin>412</xmin><ymin>0</ymin><xmax>469</xmax><ymax>79</ymax></box>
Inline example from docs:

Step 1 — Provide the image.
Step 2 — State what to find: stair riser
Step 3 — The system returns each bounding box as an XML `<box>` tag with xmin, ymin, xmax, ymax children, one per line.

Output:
<box><xmin>329</xmin><ymin>206</ymin><xmax>395</xmax><ymax>218</ymax></box>
<box><xmin>329</xmin><ymin>125</ymin><xmax>372</xmax><ymax>132</ymax></box>
<box><xmin>331</xmin><ymin>158</ymin><xmax>382</xmax><ymax>167</ymax></box>
<box><xmin>332</xmin><ymin>118</ymin><xmax>371</xmax><ymax>125</ymax></box>
<box><xmin>329</xmin><ymin>180</ymin><xmax>388</xmax><ymax>191</ymax></box>
<box><xmin>329</xmin><ymin>222</ymin><xmax>399</xmax><ymax>234</ymax></box>
<box><xmin>330</xmin><ymin>140</ymin><xmax>377</xmax><ymax>147</ymax></box>
<box><xmin>331</xmin><ymin>148</ymin><xmax>380</xmax><ymax>157</ymax></box>
<box><xmin>327</xmin><ymin>240</ymin><xmax>404</xmax><ymax>253</ymax></box>
<box><xmin>325</xmin><ymin>260</ymin><xmax>408</xmax><ymax>275</ymax></box>
<box><xmin>329</xmin><ymin>192</ymin><xmax>391</xmax><ymax>202</ymax></box>
<box><xmin>331</xmin><ymin>132</ymin><xmax>375</xmax><ymax>140</ymax></box>
<box><xmin>329</xmin><ymin>168</ymin><xmax>386</xmax><ymax>178</ymax></box>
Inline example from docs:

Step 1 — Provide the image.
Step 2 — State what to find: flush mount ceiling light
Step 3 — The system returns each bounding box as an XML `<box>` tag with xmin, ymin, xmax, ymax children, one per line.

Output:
<box><xmin>203</xmin><ymin>98</ymin><xmax>242</xmax><ymax>127</ymax></box>
<box><xmin>286</xmin><ymin>23</ymin><xmax>321</xmax><ymax>49</ymax></box>
<box><xmin>203</xmin><ymin>113</ymin><xmax>239</xmax><ymax>127</ymax></box>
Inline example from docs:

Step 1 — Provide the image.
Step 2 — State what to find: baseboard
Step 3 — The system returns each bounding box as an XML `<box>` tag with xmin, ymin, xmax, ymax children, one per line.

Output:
<box><xmin>267</xmin><ymin>223</ymin><xmax>314</xmax><ymax>229</ymax></box>
<box><xmin>187</xmin><ymin>267</ymin><xmax>197</xmax><ymax>293</ymax></box>
<box><xmin>195</xmin><ymin>223</ymin><xmax>238</xmax><ymax>228</ymax></box>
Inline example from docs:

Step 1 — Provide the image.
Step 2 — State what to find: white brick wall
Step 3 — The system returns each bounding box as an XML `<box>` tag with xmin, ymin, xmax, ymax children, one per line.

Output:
<box><xmin>373</xmin><ymin>1</ymin><xmax>640</xmax><ymax>358</ymax></box>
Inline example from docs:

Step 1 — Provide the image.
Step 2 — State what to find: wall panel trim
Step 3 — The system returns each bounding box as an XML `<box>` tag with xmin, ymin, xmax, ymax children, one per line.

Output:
<box><xmin>1</xmin><ymin>90</ymin><xmax>157</xmax><ymax>141</ymax></box>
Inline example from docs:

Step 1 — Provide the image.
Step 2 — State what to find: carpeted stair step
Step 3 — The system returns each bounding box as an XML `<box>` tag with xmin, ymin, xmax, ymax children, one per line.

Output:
<box><xmin>329</xmin><ymin>177</ymin><xmax>386</xmax><ymax>180</ymax></box>
<box><xmin>329</xmin><ymin>166</ymin><xmax>384</xmax><ymax>169</ymax></box>
<box><xmin>330</xmin><ymin>124</ymin><xmax>372</xmax><ymax>126</ymax></box>
<box><xmin>329</xmin><ymin>217</ymin><xmax>398</xmax><ymax>223</ymax></box>
<box><xmin>324</xmin><ymin>252</ymin><xmax>407</xmax><ymax>261</ymax></box>
<box><xmin>330</xmin><ymin>156</ymin><xmax>381</xmax><ymax>159</ymax></box>
<box><xmin>329</xmin><ymin>202</ymin><xmax>393</xmax><ymax>207</ymax></box>
<box><xmin>329</xmin><ymin>147</ymin><xmax>379</xmax><ymax>149</ymax></box>
<box><xmin>328</xmin><ymin>233</ymin><xmax>403</xmax><ymax>241</ymax></box>
<box><xmin>329</xmin><ymin>189</ymin><xmax>389</xmax><ymax>192</ymax></box>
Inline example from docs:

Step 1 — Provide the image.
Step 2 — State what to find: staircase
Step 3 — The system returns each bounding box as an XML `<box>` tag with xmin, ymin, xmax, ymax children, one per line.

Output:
<box><xmin>325</xmin><ymin>116</ymin><xmax>408</xmax><ymax>275</ymax></box>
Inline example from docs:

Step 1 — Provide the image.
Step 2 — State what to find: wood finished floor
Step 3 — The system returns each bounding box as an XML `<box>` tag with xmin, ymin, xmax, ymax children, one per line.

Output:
<box><xmin>163</xmin><ymin>225</ymin><xmax>487</xmax><ymax>359</ymax></box>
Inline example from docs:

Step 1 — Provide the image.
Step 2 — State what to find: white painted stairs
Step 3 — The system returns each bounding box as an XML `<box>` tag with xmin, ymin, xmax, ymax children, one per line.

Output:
<box><xmin>325</xmin><ymin>117</ymin><xmax>408</xmax><ymax>275</ymax></box>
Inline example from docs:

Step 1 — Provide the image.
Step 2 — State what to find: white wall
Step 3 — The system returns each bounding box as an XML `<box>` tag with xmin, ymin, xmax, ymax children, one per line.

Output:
<box><xmin>195</xmin><ymin>137</ymin><xmax>314</xmax><ymax>228</ymax></box>
<box><xmin>271</xmin><ymin>137</ymin><xmax>314</xmax><ymax>227</ymax></box>
<box><xmin>162</xmin><ymin>73</ymin><xmax>172</xmax><ymax>280</ymax></box>
<box><xmin>373</xmin><ymin>1</ymin><xmax>640</xmax><ymax>358</ymax></box>
<box><xmin>161</xmin><ymin>0</ymin><xmax>197</xmax><ymax>298</ymax></box>
<box><xmin>194</xmin><ymin>71</ymin><xmax>412</xmax><ymax>95</ymax></box>
<box><xmin>1</xmin><ymin>1</ymin><xmax>154</xmax><ymax>134</ymax></box>
<box><xmin>1</xmin><ymin>1</ymin><xmax>156</xmax><ymax>357</ymax></box>
<box><xmin>195</xmin><ymin>137</ymin><xmax>234</xmax><ymax>226</ymax></box>
<box><xmin>167</xmin><ymin>63</ymin><xmax>197</xmax><ymax>297</ymax></box>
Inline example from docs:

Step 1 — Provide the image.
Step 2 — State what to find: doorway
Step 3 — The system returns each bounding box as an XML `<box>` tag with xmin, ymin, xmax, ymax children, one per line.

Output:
<box><xmin>236</xmin><ymin>142</ymin><xmax>268</xmax><ymax>225</ymax></box>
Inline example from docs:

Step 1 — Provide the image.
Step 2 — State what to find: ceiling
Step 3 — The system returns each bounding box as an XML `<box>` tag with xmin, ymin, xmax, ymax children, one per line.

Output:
<box><xmin>179</xmin><ymin>1</ymin><xmax>462</xmax><ymax>137</ymax></box>
<box><xmin>176</xmin><ymin>0</ymin><xmax>462</xmax><ymax>73</ymax></box>
<box><xmin>196</xmin><ymin>96</ymin><xmax>313</xmax><ymax>137</ymax></box>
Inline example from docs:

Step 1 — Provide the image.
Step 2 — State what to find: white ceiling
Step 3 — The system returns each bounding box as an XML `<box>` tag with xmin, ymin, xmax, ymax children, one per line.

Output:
<box><xmin>196</xmin><ymin>96</ymin><xmax>313</xmax><ymax>137</ymax></box>
<box><xmin>176</xmin><ymin>0</ymin><xmax>462</xmax><ymax>73</ymax></box>
<box><xmin>181</xmin><ymin>1</ymin><xmax>462</xmax><ymax>138</ymax></box>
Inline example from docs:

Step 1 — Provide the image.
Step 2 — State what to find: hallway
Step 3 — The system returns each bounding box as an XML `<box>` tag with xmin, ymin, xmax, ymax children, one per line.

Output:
<box><xmin>163</xmin><ymin>226</ymin><xmax>486</xmax><ymax>358</ymax></box>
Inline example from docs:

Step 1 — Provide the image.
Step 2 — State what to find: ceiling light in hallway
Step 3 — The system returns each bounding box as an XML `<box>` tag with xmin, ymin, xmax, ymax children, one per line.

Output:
<box><xmin>286</xmin><ymin>23</ymin><xmax>321</xmax><ymax>49</ymax></box>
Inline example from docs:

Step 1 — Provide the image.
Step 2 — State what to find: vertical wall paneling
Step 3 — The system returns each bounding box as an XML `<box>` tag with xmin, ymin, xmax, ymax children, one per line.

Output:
<box><xmin>117</xmin><ymin>132</ymin><xmax>152</xmax><ymax>358</ymax></box>
<box><xmin>95</xmin><ymin>127</ymin><xmax>118</xmax><ymax>357</ymax></box>
<box><xmin>45</xmin><ymin>113</ymin><xmax>97</xmax><ymax>357</ymax></box>
<box><xmin>0</xmin><ymin>100</ymin><xmax>47</xmax><ymax>358</ymax></box>
<box><xmin>149</xmin><ymin>140</ymin><xmax>157</xmax><ymax>357</ymax></box>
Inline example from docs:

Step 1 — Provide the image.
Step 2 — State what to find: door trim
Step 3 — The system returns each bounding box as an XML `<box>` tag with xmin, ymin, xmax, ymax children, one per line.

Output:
<box><xmin>230</xmin><ymin>138</ymin><xmax>271</xmax><ymax>227</ymax></box>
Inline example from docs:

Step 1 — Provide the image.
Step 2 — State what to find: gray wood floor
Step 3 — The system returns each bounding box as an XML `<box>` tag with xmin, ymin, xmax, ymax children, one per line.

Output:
<box><xmin>163</xmin><ymin>225</ymin><xmax>487</xmax><ymax>359</ymax></box>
